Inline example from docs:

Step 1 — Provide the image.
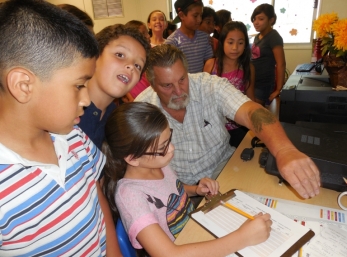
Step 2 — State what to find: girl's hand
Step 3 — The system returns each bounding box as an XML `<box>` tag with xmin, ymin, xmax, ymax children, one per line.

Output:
<box><xmin>237</xmin><ymin>213</ymin><xmax>272</xmax><ymax>246</ymax></box>
<box><xmin>196</xmin><ymin>177</ymin><xmax>219</xmax><ymax>196</ymax></box>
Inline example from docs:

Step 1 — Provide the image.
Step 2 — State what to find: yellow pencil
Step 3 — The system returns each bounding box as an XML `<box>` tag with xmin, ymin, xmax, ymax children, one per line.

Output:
<box><xmin>298</xmin><ymin>247</ymin><xmax>303</xmax><ymax>257</ymax></box>
<box><xmin>220</xmin><ymin>200</ymin><xmax>254</xmax><ymax>220</ymax></box>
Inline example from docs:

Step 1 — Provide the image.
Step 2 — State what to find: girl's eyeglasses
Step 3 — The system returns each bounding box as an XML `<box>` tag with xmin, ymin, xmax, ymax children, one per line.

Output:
<box><xmin>143</xmin><ymin>129</ymin><xmax>173</xmax><ymax>157</ymax></box>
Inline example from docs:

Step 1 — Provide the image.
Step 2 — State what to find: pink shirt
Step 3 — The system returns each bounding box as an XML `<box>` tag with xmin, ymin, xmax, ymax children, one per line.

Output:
<box><xmin>129</xmin><ymin>73</ymin><xmax>150</xmax><ymax>99</ymax></box>
<box><xmin>115</xmin><ymin>166</ymin><xmax>194</xmax><ymax>249</ymax></box>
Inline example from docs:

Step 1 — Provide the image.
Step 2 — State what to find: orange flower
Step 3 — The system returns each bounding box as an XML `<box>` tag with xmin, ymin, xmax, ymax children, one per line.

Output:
<box><xmin>313</xmin><ymin>13</ymin><xmax>347</xmax><ymax>57</ymax></box>
<box><xmin>313</xmin><ymin>12</ymin><xmax>338</xmax><ymax>38</ymax></box>
<box><xmin>332</xmin><ymin>19</ymin><xmax>347</xmax><ymax>52</ymax></box>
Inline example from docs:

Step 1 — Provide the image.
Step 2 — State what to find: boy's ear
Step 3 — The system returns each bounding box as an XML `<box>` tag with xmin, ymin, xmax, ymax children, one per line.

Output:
<box><xmin>124</xmin><ymin>155</ymin><xmax>140</xmax><ymax>167</ymax></box>
<box><xmin>6</xmin><ymin>68</ymin><xmax>36</xmax><ymax>103</ymax></box>
<box><xmin>178</xmin><ymin>11</ymin><xmax>185</xmax><ymax>21</ymax></box>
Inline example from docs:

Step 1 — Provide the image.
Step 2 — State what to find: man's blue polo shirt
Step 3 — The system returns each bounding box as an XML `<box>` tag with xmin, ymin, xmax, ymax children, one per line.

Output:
<box><xmin>79</xmin><ymin>101</ymin><xmax>117</xmax><ymax>150</ymax></box>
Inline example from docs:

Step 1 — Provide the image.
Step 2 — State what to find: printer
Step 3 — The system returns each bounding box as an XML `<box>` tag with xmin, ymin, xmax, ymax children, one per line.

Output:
<box><xmin>279</xmin><ymin>74</ymin><xmax>347</xmax><ymax>124</ymax></box>
<box><xmin>260</xmin><ymin>122</ymin><xmax>347</xmax><ymax>192</ymax></box>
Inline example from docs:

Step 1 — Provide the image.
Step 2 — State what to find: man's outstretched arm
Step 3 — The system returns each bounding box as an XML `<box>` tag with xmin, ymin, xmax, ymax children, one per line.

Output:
<box><xmin>234</xmin><ymin>101</ymin><xmax>320</xmax><ymax>199</ymax></box>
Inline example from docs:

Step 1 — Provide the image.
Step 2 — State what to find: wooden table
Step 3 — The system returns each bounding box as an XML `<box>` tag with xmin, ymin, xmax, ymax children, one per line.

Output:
<box><xmin>175</xmin><ymin>131</ymin><xmax>347</xmax><ymax>245</ymax></box>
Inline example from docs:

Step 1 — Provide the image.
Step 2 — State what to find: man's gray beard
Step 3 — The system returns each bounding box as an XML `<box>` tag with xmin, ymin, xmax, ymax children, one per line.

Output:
<box><xmin>167</xmin><ymin>93</ymin><xmax>190</xmax><ymax>110</ymax></box>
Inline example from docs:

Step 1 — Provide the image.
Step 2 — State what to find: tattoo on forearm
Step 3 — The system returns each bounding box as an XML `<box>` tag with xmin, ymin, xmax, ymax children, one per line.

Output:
<box><xmin>250</xmin><ymin>108</ymin><xmax>276</xmax><ymax>133</ymax></box>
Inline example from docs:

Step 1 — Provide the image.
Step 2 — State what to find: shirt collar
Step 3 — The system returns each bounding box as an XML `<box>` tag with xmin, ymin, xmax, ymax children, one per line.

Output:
<box><xmin>0</xmin><ymin>132</ymin><xmax>67</xmax><ymax>166</ymax></box>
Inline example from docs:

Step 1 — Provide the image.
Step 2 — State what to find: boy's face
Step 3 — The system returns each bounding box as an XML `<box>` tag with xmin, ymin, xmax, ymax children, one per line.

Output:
<box><xmin>36</xmin><ymin>57</ymin><xmax>95</xmax><ymax>134</ymax></box>
<box><xmin>199</xmin><ymin>16</ymin><xmax>215</xmax><ymax>34</ymax></box>
<box><xmin>180</xmin><ymin>6</ymin><xmax>203</xmax><ymax>31</ymax></box>
<box><xmin>94</xmin><ymin>35</ymin><xmax>146</xmax><ymax>99</ymax></box>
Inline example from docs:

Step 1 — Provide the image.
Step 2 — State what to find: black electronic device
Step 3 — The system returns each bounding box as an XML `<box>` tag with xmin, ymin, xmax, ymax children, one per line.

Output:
<box><xmin>259</xmin><ymin>122</ymin><xmax>347</xmax><ymax>192</ymax></box>
<box><xmin>241</xmin><ymin>148</ymin><xmax>254</xmax><ymax>161</ymax></box>
<box><xmin>279</xmin><ymin>74</ymin><xmax>347</xmax><ymax>124</ymax></box>
<box><xmin>296</xmin><ymin>63</ymin><xmax>316</xmax><ymax>72</ymax></box>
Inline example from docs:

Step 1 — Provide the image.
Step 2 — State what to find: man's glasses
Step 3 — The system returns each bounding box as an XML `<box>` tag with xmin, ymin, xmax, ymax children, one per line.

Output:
<box><xmin>143</xmin><ymin>129</ymin><xmax>173</xmax><ymax>157</ymax></box>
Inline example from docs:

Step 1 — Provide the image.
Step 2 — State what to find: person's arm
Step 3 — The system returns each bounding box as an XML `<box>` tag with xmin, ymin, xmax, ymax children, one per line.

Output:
<box><xmin>183</xmin><ymin>177</ymin><xmax>219</xmax><ymax>197</ymax></box>
<box><xmin>234</xmin><ymin>101</ymin><xmax>320</xmax><ymax>199</ymax></box>
<box><xmin>203</xmin><ymin>58</ymin><xmax>215</xmax><ymax>73</ymax></box>
<box><xmin>96</xmin><ymin>180</ymin><xmax>123</xmax><ymax>257</ymax></box>
<box><xmin>121</xmin><ymin>93</ymin><xmax>134</xmax><ymax>103</ymax></box>
<box><xmin>246</xmin><ymin>63</ymin><xmax>256</xmax><ymax>101</ymax></box>
<box><xmin>136</xmin><ymin>213</ymin><xmax>271</xmax><ymax>257</ymax></box>
<box><xmin>269</xmin><ymin>45</ymin><xmax>286</xmax><ymax>102</ymax></box>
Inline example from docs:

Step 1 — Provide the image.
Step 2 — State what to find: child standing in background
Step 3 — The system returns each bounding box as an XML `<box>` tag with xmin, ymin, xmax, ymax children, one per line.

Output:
<box><xmin>250</xmin><ymin>3</ymin><xmax>286</xmax><ymax>106</ymax></box>
<box><xmin>147</xmin><ymin>10</ymin><xmax>167</xmax><ymax>47</ymax></box>
<box><xmin>166</xmin><ymin>0</ymin><xmax>213</xmax><ymax>73</ymax></box>
<box><xmin>204</xmin><ymin>21</ymin><xmax>255</xmax><ymax>147</ymax></box>
<box><xmin>199</xmin><ymin>6</ymin><xmax>219</xmax><ymax>54</ymax></box>
<box><xmin>102</xmin><ymin>102</ymin><xmax>272</xmax><ymax>257</ymax></box>
<box><xmin>0</xmin><ymin>0</ymin><xmax>106</xmax><ymax>255</ymax></box>
<box><xmin>125</xmin><ymin>20</ymin><xmax>151</xmax><ymax>43</ymax></box>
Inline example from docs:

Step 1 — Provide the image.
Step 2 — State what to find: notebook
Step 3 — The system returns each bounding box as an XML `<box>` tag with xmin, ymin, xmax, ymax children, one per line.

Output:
<box><xmin>190</xmin><ymin>189</ymin><xmax>314</xmax><ymax>257</ymax></box>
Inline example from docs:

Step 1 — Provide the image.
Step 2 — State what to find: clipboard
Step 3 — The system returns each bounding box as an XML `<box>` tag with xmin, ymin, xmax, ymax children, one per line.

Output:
<box><xmin>189</xmin><ymin>189</ymin><xmax>315</xmax><ymax>257</ymax></box>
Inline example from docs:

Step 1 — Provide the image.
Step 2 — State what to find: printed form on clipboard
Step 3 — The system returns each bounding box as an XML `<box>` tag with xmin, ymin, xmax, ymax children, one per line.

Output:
<box><xmin>190</xmin><ymin>189</ymin><xmax>314</xmax><ymax>257</ymax></box>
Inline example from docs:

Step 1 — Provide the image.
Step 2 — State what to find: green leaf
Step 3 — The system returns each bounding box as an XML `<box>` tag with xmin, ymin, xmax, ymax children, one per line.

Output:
<box><xmin>336</xmin><ymin>50</ymin><xmax>344</xmax><ymax>57</ymax></box>
<box><xmin>322</xmin><ymin>45</ymin><xmax>329</xmax><ymax>56</ymax></box>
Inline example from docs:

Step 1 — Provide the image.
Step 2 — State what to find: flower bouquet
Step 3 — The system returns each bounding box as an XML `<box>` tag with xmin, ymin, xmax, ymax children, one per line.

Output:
<box><xmin>313</xmin><ymin>12</ymin><xmax>347</xmax><ymax>88</ymax></box>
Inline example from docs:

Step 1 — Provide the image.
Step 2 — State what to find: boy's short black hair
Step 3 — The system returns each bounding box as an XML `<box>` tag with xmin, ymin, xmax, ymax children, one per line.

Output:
<box><xmin>96</xmin><ymin>24</ymin><xmax>151</xmax><ymax>76</ymax></box>
<box><xmin>202</xmin><ymin>6</ymin><xmax>218</xmax><ymax>24</ymax></box>
<box><xmin>0</xmin><ymin>0</ymin><xmax>98</xmax><ymax>90</ymax></box>
<box><xmin>172</xmin><ymin>0</ymin><xmax>203</xmax><ymax>24</ymax></box>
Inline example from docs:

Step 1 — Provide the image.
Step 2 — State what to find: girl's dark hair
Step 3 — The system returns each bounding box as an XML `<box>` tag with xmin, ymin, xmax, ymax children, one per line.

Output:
<box><xmin>251</xmin><ymin>3</ymin><xmax>277</xmax><ymax>25</ymax></box>
<box><xmin>163</xmin><ymin>21</ymin><xmax>177</xmax><ymax>39</ymax></box>
<box><xmin>202</xmin><ymin>6</ymin><xmax>218</xmax><ymax>23</ymax></box>
<box><xmin>125</xmin><ymin>20</ymin><xmax>146</xmax><ymax>30</ymax></box>
<box><xmin>215</xmin><ymin>21</ymin><xmax>251</xmax><ymax>89</ymax></box>
<box><xmin>147</xmin><ymin>10</ymin><xmax>167</xmax><ymax>37</ymax></box>
<box><xmin>213</xmin><ymin>9</ymin><xmax>231</xmax><ymax>39</ymax></box>
<box><xmin>58</xmin><ymin>4</ymin><xmax>94</xmax><ymax>28</ymax></box>
<box><xmin>102</xmin><ymin>102</ymin><xmax>169</xmax><ymax>222</ymax></box>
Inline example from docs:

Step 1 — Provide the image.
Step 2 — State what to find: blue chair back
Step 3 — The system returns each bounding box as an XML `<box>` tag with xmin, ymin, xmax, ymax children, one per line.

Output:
<box><xmin>116</xmin><ymin>219</ymin><xmax>136</xmax><ymax>257</ymax></box>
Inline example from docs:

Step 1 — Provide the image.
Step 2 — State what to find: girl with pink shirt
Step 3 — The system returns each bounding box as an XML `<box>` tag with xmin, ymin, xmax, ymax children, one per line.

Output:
<box><xmin>204</xmin><ymin>21</ymin><xmax>255</xmax><ymax>147</ymax></box>
<box><xmin>102</xmin><ymin>102</ymin><xmax>271</xmax><ymax>257</ymax></box>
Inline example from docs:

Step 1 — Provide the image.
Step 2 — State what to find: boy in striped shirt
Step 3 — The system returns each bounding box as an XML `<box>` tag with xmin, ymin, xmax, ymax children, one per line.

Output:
<box><xmin>166</xmin><ymin>0</ymin><xmax>213</xmax><ymax>73</ymax></box>
<box><xmin>0</xmin><ymin>0</ymin><xmax>107</xmax><ymax>255</ymax></box>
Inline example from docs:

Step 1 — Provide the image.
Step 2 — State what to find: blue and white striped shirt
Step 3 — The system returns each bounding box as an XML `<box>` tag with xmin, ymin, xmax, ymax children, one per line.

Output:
<box><xmin>165</xmin><ymin>29</ymin><xmax>213</xmax><ymax>74</ymax></box>
<box><xmin>0</xmin><ymin>127</ymin><xmax>106</xmax><ymax>256</ymax></box>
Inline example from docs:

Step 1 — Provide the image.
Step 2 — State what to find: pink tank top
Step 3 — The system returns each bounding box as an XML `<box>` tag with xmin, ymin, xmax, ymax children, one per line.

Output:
<box><xmin>211</xmin><ymin>60</ymin><xmax>247</xmax><ymax>93</ymax></box>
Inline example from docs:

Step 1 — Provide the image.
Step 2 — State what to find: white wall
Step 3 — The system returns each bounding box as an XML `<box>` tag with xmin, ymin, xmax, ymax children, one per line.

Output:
<box><xmin>45</xmin><ymin>0</ymin><xmax>170</xmax><ymax>33</ymax></box>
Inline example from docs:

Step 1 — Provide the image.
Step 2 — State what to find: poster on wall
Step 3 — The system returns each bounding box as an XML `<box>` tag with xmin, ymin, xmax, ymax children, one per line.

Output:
<box><xmin>92</xmin><ymin>0</ymin><xmax>123</xmax><ymax>19</ymax></box>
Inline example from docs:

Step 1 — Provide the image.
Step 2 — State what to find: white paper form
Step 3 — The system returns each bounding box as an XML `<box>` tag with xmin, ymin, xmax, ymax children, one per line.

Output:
<box><xmin>245</xmin><ymin>192</ymin><xmax>347</xmax><ymax>257</ymax></box>
<box><xmin>298</xmin><ymin>221</ymin><xmax>347</xmax><ymax>257</ymax></box>
<box><xmin>191</xmin><ymin>190</ymin><xmax>311</xmax><ymax>257</ymax></box>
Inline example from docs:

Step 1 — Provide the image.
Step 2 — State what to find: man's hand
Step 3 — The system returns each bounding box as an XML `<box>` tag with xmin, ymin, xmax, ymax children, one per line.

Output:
<box><xmin>275</xmin><ymin>147</ymin><xmax>320</xmax><ymax>199</ymax></box>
